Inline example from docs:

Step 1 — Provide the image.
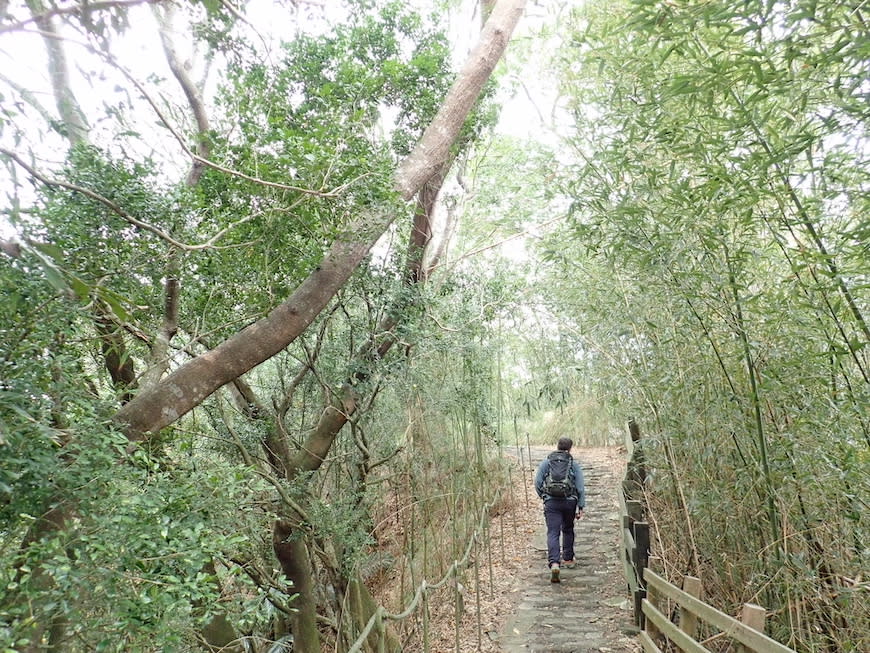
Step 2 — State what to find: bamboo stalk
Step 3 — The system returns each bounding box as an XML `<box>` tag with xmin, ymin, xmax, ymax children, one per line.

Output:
<box><xmin>725</xmin><ymin>243</ymin><xmax>780</xmax><ymax>555</ymax></box>
<box><xmin>487</xmin><ymin>517</ymin><xmax>494</xmax><ymax>600</ymax></box>
<box><xmin>474</xmin><ymin>538</ymin><xmax>482</xmax><ymax>652</ymax></box>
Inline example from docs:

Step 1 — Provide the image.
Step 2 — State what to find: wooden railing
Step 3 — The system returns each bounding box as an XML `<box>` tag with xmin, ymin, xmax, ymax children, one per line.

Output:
<box><xmin>641</xmin><ymin>569</ymin><xmax>795</xmax><ymax>653</ymax></box>
<box><xmin>619</xmin><ymin>419</ymin><xmax>649</xmax><ymax>625</ymax></box>
<box><xmin>347</xmin><ymin>494</ymin><xmax>499</xmax><ymax>653</ymax></box>
<box><xmin>619</xmin><ymin>420</ymin><xmax>797</xmax><ymax>653</ymax></box>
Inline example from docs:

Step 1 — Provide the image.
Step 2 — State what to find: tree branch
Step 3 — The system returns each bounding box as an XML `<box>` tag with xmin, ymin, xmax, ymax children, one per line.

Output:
<box><xmin>1</xmin><ymin>148</ymin><xmax>272</xmax><ymax>251</ymax></box>
<box><xmin>23</xmin><ymin>27</ymin><xmax>365</xmax><ymax>200</ymax></box>
<box><xmin>0</xmin><ymin>0</ymin><xmax>155</xmax><ymax>35</ymax></box>
<box><xmin>95</xmin><ymin>308</ymin><xmax>138</xmax><ymax>402</ymax></box>
<box><xmin>0</xmin><ymin>148</ymin><xmax>195</xmax><ymax>249</ymax></box>
<box><xmin>113</xmin><ymin>0</ymin><xmax>529</xmax><ymax>442</ymax></box>
<box><xmin>138</xmin><ymin>255</ymin><xmax>180</xmax><ymax>390</ymax></box>
<box><xmin>394</xmin><ymin>0</ymin><xmax>527</xmax><ymax>199</ymax></box>
<box><xmin>152</xmin><ymin>3</ymin><xmax>212</xmax><ymax>186</ymax></box>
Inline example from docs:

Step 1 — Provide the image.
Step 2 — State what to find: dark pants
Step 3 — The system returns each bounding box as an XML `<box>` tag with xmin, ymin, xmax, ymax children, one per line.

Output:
<box><xmin>543</xmin><ymin>497</ymin><xmax>577</xmax><ymax>566</ymax></box>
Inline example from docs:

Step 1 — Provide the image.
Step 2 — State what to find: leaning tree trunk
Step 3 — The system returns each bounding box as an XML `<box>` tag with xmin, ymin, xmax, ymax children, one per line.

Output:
<box><xmin>113</xmin><ymin>0</ymin><xmax>529</xmax><ymax>444</ymax></box>
<box><xmin>262</xmin><ymin>6</ymin><xmax>530</xmax><ymax>647</ymax></box>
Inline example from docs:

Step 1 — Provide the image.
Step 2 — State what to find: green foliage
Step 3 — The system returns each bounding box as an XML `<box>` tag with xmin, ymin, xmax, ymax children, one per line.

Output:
<box><xmin>539</xmin><ymin>0</ymin><xmax>870</xmax><ymax>648</ymax></box>
<box><xmin>219</xmin><ymin>1</ymin><xmax>451</xmax><ymax>168</ymax></box>
<box><xmin>2</xmin><ymin>0</ymin><xmax>479</xmax><ymax>647</ymax></box>
<box><xmin>0</xmin><ymin>255</ymin><xmax>89</xmax><ymax>522</ymax></box>
<box><xmin>0</xmin><ymin>342</ymin><xmax>266</xmax><ymax>649</ymax></box>
<box><xmin>25</xmin><ymin>144</ymin><xmax>171</xmax><ymax>309</ymax></box>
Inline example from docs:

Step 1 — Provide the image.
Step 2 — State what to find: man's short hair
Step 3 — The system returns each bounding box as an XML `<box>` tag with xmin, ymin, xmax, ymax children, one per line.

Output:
<box><xmin>557</xmin><ymin>437</ymin><xmax>573</xmax><ymax>451</ymax></box>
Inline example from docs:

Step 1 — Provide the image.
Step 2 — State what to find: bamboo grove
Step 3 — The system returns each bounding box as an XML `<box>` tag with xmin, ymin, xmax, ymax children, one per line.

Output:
<box><xmin>534</xmin><ymin>0</ymin><xmax>868</xmax><ymax>650</ymax></box>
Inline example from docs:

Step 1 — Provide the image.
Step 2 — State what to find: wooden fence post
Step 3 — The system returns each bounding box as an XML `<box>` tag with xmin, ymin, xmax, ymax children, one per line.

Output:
<box><xmin>626</xmin><ymin>419</ymin><xmax>647</xmax><ymax>498</ymax></box>
<box><xmin>634</xmin><ymin>587</ymin><xmax>646</xmax><ymax>629</ymax></box>
<box><xmin>633</xmin><ymin>520</ymin><xmax>650</xmax><ymax>631</ymax></box>
<box><xmin>680</xmin><ymin>575</ymin><xmax>702</xmax><ymax>639</ymax></box>
<box><xmin>629</xmin><ymin>418</ymin><xmax>641</xmax><ymax>443</ymax></box>
<box><xmin>633</xmin><ymin>521</ymin><xmax>650</xmax><ymax>577</ymax></box>
<box><xmin>622</xmin><ymin>479</ymin><xmax>635</xmax><ymax>502</ymax></box>
<box><xmin>737</xmin><ymin>603</ymin><xmax>767</xmax><ymax>653</ymax></box>
<box><xmin>626</xmin><ymin>499</ymin><xmax>643</xmax><ymax>524</ymax></box>
<box><xmin>644</xmin><ymin>570</ymin><xmax>658</xmax><ymax>638</ymax></box>
<box><xmin>623</xmin><ymin>419</ymin><xmax>653</xmax><ymax>632</ymax></box>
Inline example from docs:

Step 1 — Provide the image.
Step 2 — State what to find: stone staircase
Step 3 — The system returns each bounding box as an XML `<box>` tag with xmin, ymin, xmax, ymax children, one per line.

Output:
<box><xmin>498</xmin><ymin>447</ymin><xmax>640</xmax><ymax>653</ymax></box>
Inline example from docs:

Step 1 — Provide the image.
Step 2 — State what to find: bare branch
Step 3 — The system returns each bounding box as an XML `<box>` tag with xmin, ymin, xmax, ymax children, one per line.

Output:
<box><xmin>432</xmin><ymin>214</ymin><xmax>565</xmax><ymax>274</ymax></box>
<box><xmin>218</xmin><ymin>0</ymin><xmax>247</xmax><ymax>25</ymax></box>
<box><xmin>1</xmin><ymin>148</ymin><xmax>285</xmax><ymax>252</ymax></box>
<box><xmin>152</xmin><ymin>3</ymin><xmax>212</xmax><ymax>186</ymax></box>
<box><xmin>0</xmin><ymin>0</ymin><xmax>155</xmax><ymax>35</ymax></box>
<box><xmin>425</xmin><ymin>310</ymin><xmax>460</xmax><ymax>333</ymax></box>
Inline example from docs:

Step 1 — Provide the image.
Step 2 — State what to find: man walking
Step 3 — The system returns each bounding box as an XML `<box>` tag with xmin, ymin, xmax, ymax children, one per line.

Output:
<box><xmin>534</xmin><ymin>437</ymin><xmax>586</xmax><ymax>583</ymax></box>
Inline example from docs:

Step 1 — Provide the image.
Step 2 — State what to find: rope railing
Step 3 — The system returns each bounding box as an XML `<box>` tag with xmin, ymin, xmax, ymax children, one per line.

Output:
<box><xmin>346</xmin><ymin>495</ymin><xmax>498</xmax><ymax>653</ymax></box>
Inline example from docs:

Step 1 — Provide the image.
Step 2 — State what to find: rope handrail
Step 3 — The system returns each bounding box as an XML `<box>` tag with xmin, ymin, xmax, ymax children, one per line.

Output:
<box><xmin>346</xmin><ymin>496</ymin><xmax>497</xmax><ymax>653</ymax></box>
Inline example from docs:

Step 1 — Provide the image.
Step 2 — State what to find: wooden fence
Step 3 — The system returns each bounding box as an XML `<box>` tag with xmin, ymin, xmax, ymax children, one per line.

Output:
<box><xmin>619</xmin><ymin>421</ymin><xmax>797</xmax><ymax>653</ymax></box>
<box><xmin>620</xmin><ymin>419</ymin><xmax>650</xmax><ymax>625</ymax></box>
<box><xmin>640</xmin><ymin>569</ymin><xmax>796</xmax><ymax>653</ymax></box>
<box><xmin>347</xmin><ymin>495</ymin><xmax>497</xmax><ymax>653</ymax></box>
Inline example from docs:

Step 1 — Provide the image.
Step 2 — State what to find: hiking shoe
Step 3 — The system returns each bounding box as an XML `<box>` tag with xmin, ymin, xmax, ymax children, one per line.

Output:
<box><xmin>549</xmin><ymin>563</ymin><xmax>560</xmax><ymax>583</ymax></box>
<box><xmin>562</xmin><ymin>559</ymin><xmax>576</xmax><ymax>569</ymax></box>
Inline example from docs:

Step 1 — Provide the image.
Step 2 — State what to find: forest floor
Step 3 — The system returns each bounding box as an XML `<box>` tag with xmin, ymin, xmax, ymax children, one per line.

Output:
<box><xmin>415</xmin><ymin>445</ymin><xmax>642</xmax><ymax>652</ymax></box>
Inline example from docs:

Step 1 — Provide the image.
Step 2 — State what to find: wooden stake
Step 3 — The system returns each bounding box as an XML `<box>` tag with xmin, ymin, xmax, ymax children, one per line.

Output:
<box><xmin>680</xmin><ymin>575</ymin><xmax>702</xmax><ymax>639</ymax></box>
<box><xmin>737</xmin><ymin>603</ymin><xmax>767</xmax><ymax>653</ymax></box>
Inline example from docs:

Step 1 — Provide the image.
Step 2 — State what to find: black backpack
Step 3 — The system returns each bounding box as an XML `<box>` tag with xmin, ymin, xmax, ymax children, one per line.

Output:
<box><xmin>543</xmin><ymin>451</ymin><xmax>576</xmax><ymax>498</ymax></box>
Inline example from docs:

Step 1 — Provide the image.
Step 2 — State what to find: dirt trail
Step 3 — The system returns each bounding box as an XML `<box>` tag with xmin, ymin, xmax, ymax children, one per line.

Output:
<box><xmin>496</xmin><ymin>446</ymin><xmax>640</xmax><ymax>653</ymax></box>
